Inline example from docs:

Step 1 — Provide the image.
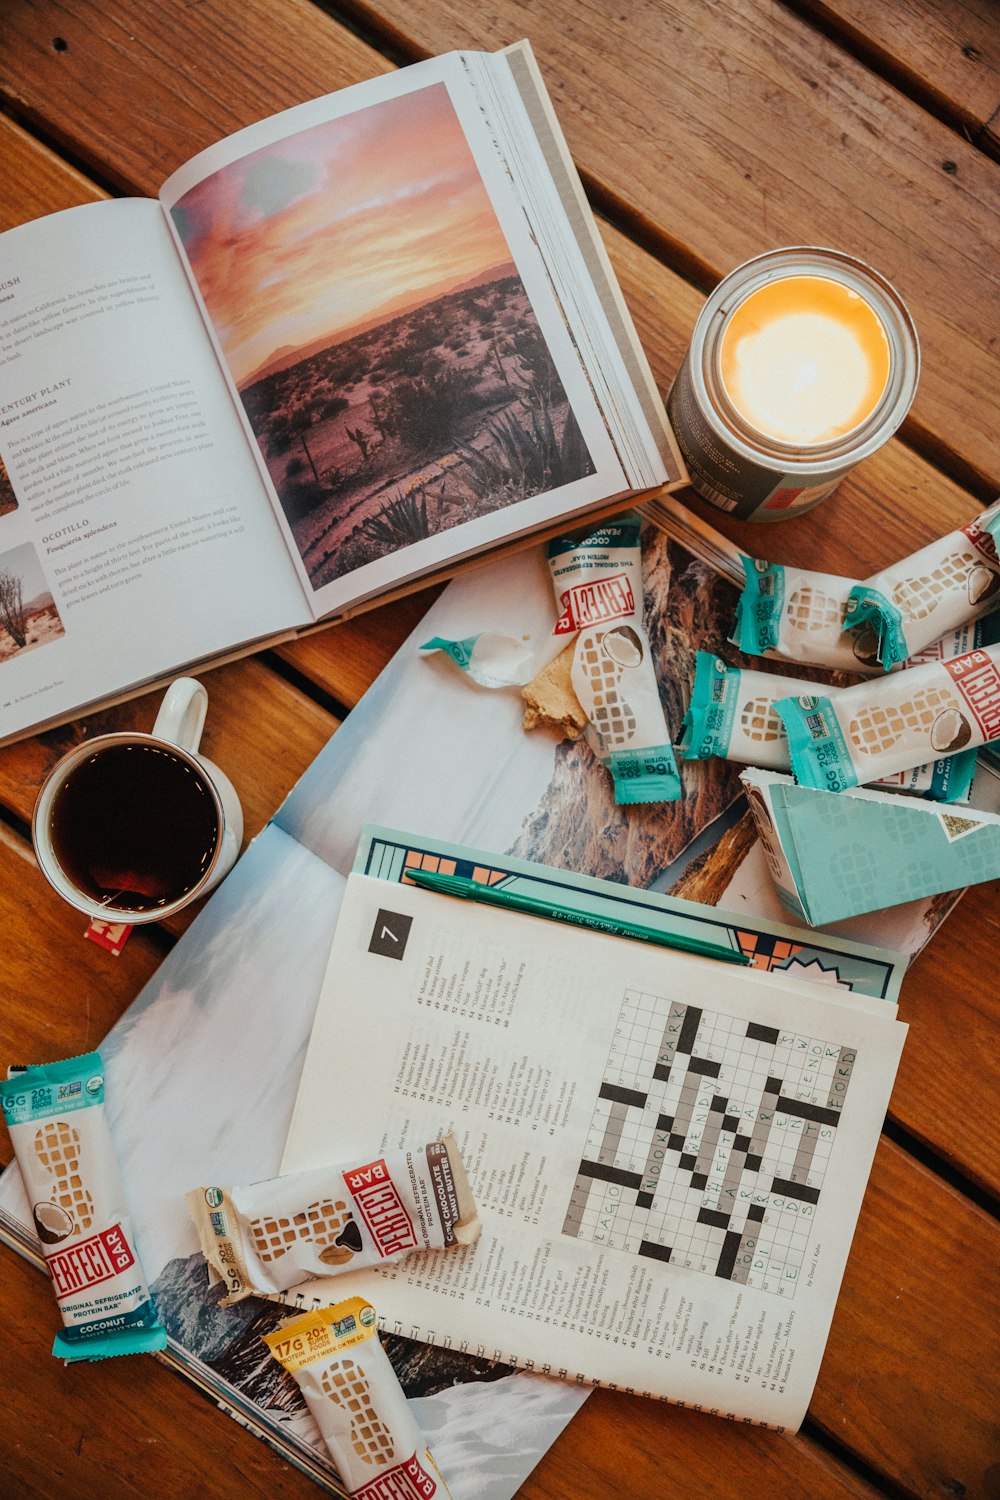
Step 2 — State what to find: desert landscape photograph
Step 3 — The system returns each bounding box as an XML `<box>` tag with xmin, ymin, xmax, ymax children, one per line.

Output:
<box><xmin>0</xmin><ymin>541</ymin><xmax>64</xmax><ymax>664</ymax></box>
<box><xmin>171</xmin><ymin>82</ymin><xmax>593</xmax><ymax>589</ymax></box>
<box><xmin>0</xmin><ymin>453</ymin><xmax>17</xmax><ymax>519</ymax></box>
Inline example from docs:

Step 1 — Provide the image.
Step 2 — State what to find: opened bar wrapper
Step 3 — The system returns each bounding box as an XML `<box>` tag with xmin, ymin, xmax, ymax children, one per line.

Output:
<box><xmin>263</xmin><ymin>1296</ymin><xmax>452</xmax><ymax>1499</ymax></box>
<box><xmin>742</xmin><ymin>767</ymin><xmax>1000</xmax><ymax>925</ymax></box>
<box><xmin>188</xmin><ymin>1134</ymin><xmax>479</xmax><ymax>1305</ymax></box>
<box><xmin>845</xmin><ymin>500</ymin><xmax>1000</xmax><ymax>668</ymax></box>
<box><xmin>0</xmin><ymin>1052</ymin><xmax>166</xmax><ymax>1361</ymax></box>
<box><xmin>546</xmin><ymin>515</ymin><xmax>681</xmax><ymax>802</ymax></box>
<box><xmin>775</xmin><ymin>642</ymin><xmax>1000</xmax><ymax>791</ymax></box>
<box><xmin>677</xmin><ymin>650</ymin><xmax>977</xmax><ymax>801</ymax></box>
<box><xmin>733</xmin><ymin>558</ymin><xmax>883</xmax><ymax>672</ymax></box>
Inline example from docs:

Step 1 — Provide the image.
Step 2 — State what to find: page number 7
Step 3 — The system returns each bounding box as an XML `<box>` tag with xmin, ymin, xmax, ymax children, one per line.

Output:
<box><xmin>368</xmin><ymin>909</ymin><xmax>413</xmax><ymax>960</ymax></box>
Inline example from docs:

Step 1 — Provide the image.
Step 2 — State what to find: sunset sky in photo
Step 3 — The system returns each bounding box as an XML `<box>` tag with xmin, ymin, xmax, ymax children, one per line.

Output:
<box><xmin>172</xmin><ymin>84</ymin><xmax>516</xmax><ymax>387</ymax></box>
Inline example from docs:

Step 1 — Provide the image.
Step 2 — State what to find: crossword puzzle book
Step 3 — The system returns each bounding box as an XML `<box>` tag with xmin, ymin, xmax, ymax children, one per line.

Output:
<box><xmin>283</xmin><ymin>862</ymin><xmax>907</xmax><ymax>1430</ymax></box>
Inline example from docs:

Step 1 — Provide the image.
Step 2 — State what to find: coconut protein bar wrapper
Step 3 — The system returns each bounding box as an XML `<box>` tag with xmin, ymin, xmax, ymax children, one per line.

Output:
<box><xmin>421</xmin><ymin>515</ymin><xmax>681</xmax><ymax>802</ymax></box>
<box><xmin>188</xmin><ymin>1134</ymin><xmax>479</xmax><ymax>1306</ymax></box>
<box><xmin>775</xmin><ymin>642</ymin><xmax>1000</xmax><ymax>792</ymax></box>
<box><xmin>845</xmin><ymin>501</ymin><xmax>1000</xmax><ymax>669</ymax></box>
<box><xmin>733</xmin><ymin>557</ymin><xmax>883</xmax><ymax>672</ymax></box>
<box><xmin>677</xmin><ymin>650</ymin><xmax>977</xmax><ymax>801</ymax></box>
<box><xmin>546</xmin><ymin>515</ymin><xmax>681</xmax><ymax>802</ymax></box>
<box><xmin>0</xmin><ymin>1052</ymin><xmax>166</xmax><ymax>1362</ymax></box>
<box><xmin>263</xmin><ymin>1297</ymin><xmax>452</xmax><ymax>1500</ymax></box>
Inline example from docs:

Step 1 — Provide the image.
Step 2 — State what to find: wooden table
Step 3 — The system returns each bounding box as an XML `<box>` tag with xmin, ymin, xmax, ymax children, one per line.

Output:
<box><xmin>1</xmin><ymin>2</ymin><xmax>998</xmax><ymax>1496</ymax></box>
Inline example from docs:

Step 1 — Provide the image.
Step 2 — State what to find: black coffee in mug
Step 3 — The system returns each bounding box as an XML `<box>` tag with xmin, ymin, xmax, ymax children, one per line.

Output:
<box><xmin>48</xmin><ymin>742</ymin><xmax>220</xmax><ymax>912</ymax></box>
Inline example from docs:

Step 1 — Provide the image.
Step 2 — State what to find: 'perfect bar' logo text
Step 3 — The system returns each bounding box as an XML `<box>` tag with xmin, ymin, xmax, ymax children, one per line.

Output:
<box><xmin>554</xmin><ymin>573</ymin><xmax>634</xmax><ymax>633</ymax></box>
<box><xmin>48</xmin><ymin>1223</ymin><xmax>135</xmax><ymax>1299</ymax></box>
<box><xmin>344</xmin><ymin>1159</ymin><xmax>417</xmax><ymax>1258</ymax></box>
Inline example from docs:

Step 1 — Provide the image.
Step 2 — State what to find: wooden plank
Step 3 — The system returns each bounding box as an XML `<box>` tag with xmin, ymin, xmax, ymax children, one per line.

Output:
<box><xmin>0</xmin><ymin>1248</ymin><xmax>322</xmax><ymax>1500</ymax></box>
<box><xmin>276</xmin><ymin>590</ymin><xmax>438</xmax><ymax>708</ymax></box>
<box><xmin>901</xmin><ymin>877</ymin><xmax>1000</xmax><ymax>1194</ymax></box>
<box><xmin>0</xmin><ymin>825</ymin><xmax>163</xmax><ymax>1080</ymax></box>
<box><xmin>327</xmin><ymin>0</ymin><xmax>1000</xmax><ymax>491</ymax></box>
<box><xmin>0</xmin><ymin>115</ymin><xmax>104</xmax><ymax>231</ymax></box>
<box><xmin>792</xmin><ymin>0</ymin><xmax>1000</xmax><ymax>152</ymax></box>
<box><xmin>524</xmin><ymin>1391</ymin><xmax>883</xmax><ymax>1500</ymax></box>
<box><xmin>810</xmin><ymin>1138</ymin><xmax>1000</xmax><ymax>1499</ymax></box>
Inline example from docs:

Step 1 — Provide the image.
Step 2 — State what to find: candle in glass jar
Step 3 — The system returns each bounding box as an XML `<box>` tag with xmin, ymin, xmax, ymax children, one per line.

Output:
<box><xmin>718</xmin><ymin>275</ymin><xmax>891</xmax><ymax>446</ymax></box>
<box><xmin>666</xmin><ymin>247</ymin><xmax>919</xmax><ymax>522</ymax></box>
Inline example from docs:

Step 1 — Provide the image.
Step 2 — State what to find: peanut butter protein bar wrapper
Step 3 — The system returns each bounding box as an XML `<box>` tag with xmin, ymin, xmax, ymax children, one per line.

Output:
<box><xmin>678</xmin><ymin>650</ymin><xmax>977</xmax><ymax>800</ymax></box>
<box><xmin>734</xmin><ymin>558</ymin><xmax>884</xmax><ymax>672</ymax></box>
<box><xmin>263</xmin><ymin>1297</ymin><xmax>452</xmax><ymax>1499</ymax></box>
<box><xmin>776</xmin><ymin>642</ymin><xmax>1000</xmax><ymax>791</ymax></box>
<box><xmin>188</xmin><ymin>1134</ymin><xmax>479</xmax><ymax>1305</ymax></box>
<box><xmin>0</xmin><ymin>1052</ymin><xmax>166</xmax><ymax>1362</ymax></box>
<box><xmin>845</xmin><ymin>501</ymin><xmax>1000</xmax><ymax>668</ymax></box>
<box><xmin>547</xmin><ymin>515</ymin><xmax>681</xmax><ymax>802</ymax></box>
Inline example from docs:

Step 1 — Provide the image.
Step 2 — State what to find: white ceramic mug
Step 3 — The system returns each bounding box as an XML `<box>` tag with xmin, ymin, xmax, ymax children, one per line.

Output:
<box><xmin>32</xmin><ymin>678</ymin><xmax>243</xmax><ymax>923</ymax></box>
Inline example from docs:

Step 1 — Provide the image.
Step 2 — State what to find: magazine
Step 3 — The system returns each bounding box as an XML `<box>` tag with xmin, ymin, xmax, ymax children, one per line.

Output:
<box><xmin>282</xmin><ymin>859</ymin><xmax>906</xmax><ymax>1430</ymax></box>
<box><xmin>0</xmin><ymin>41</ymin><xmax>682</xmax><ymax>745</ymax></box>
<box><xmin>0</xmin><ymin>506</ymin><xmax>952</xmax><ymax>1496</ymax></box>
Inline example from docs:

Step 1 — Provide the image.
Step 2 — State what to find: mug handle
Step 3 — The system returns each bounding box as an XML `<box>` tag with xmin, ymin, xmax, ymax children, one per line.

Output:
<box><xmin>152</xmin><ymin>677</ymin><xmax>208</xmax><ymax>754</ymax></box>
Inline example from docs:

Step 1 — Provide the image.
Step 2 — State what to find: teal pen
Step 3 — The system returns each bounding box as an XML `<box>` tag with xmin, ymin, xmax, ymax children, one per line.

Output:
<box><xmin>404</xmin><ymin>869</ymin><xmax>750</xmax><ymax>966</ymax></box>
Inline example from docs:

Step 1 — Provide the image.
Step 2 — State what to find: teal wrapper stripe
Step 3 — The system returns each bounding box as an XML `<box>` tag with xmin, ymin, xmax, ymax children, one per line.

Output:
<box><xmin>1</xmin><ymin>1051</ymin><xmax>104</xmax><ymax>1125</ymax></box>
<box><xmin>844</xmin><ymin>585</ymin><xmax>906</xmax><ymax>669</ymax></box>
<box><xmin>547</xmin><ymin>516</ymin><xmax>642</xmax><ymax>558</ymax></box>
<box><xmin>677</xmin><ymin>652</ymin><xmax>738</xmax><ymax>760</ymax></box>
<box><xmin>734</xmin><ymin>558</ymin><xmax>785</xmax><ymax>655</ymax></box>
<box><xmin>54</xmin><ymin>1323</ymin><xmax>167</xmax><ymax>1363</ymax></box>
<box><xmin>604</xmin><ymin>744</ymin><xmax>682</xmax><ymax>804</ymax></box>
<box><xmin>774</xmin><ymin>694</ymin><xmax>860</xmax><ymax>792</ymax></box>
<box><xmin>983</xmin><ymin>505</ymin><xmax>1000</xmax><ymax>548</ymax></box>
<box><xmin>419</xmin><ymin>634</ymin><xmax>480</xmax><ymax>670</ymax></box>
<box><xmin>930</xmin><ymin>747</ymin><xmax>977</xmax><ymax>803</ymax></box>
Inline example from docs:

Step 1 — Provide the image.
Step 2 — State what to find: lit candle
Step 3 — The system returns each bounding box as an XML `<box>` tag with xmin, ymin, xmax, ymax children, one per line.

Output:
<box><xmin>666</xmin><ymin>248</ymin><xmax>919</xmax><ymax>522</ymax></box>
<box><xmin>718</xmin><ymin>275</ymin><xmax>891</xmax><ymax>446</ymax></box>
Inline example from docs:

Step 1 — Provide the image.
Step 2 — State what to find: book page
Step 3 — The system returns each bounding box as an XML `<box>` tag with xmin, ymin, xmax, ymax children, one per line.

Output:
<box><xmin>159</xmin><ymin>55</ymin><xmax>632</xmax><ymax>621</ymax></box>
<box><xmin>282</xmin><ymin>872</ymin><xmax>906</xmax><ymax>1430</ymax></box>
<box><xmin>0</xmin><ymin>199</ymin><xmax>308</xmax><ymax>741</ymax></box>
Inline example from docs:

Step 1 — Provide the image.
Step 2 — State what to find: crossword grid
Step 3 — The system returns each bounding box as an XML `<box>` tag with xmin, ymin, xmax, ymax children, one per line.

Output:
<box><xmin>562</xmin><ymin>988</ymin><xmax>857</xmax><ymax>1295</ymax></box>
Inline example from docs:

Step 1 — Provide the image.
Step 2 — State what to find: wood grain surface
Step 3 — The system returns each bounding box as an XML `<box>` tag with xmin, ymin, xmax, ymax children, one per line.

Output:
<box><xmin>0</xmin><ymin>1</ymin><xmax>997</xmax><ymax>1498</ymax></box>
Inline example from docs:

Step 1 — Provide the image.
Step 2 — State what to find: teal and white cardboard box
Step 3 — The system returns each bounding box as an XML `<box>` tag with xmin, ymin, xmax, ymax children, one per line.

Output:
<box><xmin>741</xmin><ymin>768</ymin><xmax>1000</xmax><ymax>926</ymax></box>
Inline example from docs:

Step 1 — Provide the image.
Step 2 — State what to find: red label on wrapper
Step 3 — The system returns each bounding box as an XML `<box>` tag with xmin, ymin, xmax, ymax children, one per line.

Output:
<box><xmin>49</xmin><ymin>1223</ymin><xmax>136</xmax><ymax>1299</ymax></box>
<box><xmin>960</xmin><ymin>518</ymin><xmax>1000</xmax><ymax>565</ymax></box>
<box><xmin>353</xmin><ymin>1452</ymin><xmax>438</xmax><ymax>1500</ymax></box>
<box><xmin>344</xmin><ymin>1159</ymin><xmax>418</xmax><ymax>1258</ymax></box>
<box><xmin>554</xmin><ymin>573</ymin><xmax>634</xmax><ymax>633</ymax></box>
<box><xmin>945</xmin><ymin>650</ymin><xmax>1000</xmax><ymax>740</ymax></box>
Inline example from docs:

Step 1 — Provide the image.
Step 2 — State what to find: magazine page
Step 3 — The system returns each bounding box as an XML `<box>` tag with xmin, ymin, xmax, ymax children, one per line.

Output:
<box><xmin>282</xmin><ymin>871</ymin><xmax>907</xmax><ymax>1429</ymax></box>
<box><xmin>159</xmin><ymin>54</ymin><xmax>632</xmax><ymax>621</ymax></box>
<box><xmin>0</xmin><ymin>199</ymin><xmax>308</xmax><ymax>742</ymax></box>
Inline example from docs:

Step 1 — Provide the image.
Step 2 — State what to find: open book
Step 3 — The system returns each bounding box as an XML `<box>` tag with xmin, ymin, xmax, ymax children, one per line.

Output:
<box><xmin>0</xmin><ymin>41</ymin><xmax>682</xmax><ymax>744</ymax></box>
